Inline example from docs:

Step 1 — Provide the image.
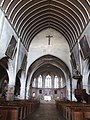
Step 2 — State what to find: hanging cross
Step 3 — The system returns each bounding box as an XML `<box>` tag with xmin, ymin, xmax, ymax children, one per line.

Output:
<box><xmin>46</xmin><ymin>35</ymin><xmax>53</xmax><ymax>45</ymax></box>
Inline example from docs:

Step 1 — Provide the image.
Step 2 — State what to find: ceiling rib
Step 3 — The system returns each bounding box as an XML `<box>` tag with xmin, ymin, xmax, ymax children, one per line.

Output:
<box><xmin>0</xmin><ymin>0</ymin><xmax>90</xmax><ymax>51</ymax></box>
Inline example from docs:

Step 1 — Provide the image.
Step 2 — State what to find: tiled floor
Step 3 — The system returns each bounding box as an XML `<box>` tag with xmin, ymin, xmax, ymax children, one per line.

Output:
<box><xmin>26</xmin><ymin>103</ymin><xmax>66</xmax><ymax>120</ymax></box>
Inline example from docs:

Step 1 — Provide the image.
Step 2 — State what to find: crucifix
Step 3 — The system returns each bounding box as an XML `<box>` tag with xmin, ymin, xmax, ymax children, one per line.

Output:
<box><xmin>46</xmin><ymin>35</ymin><xmax>53</xmax><ymax>45</ymax></box>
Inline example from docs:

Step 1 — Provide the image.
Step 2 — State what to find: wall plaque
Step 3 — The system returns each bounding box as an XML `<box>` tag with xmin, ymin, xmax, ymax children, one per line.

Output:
<box><xmin>5</xmin><ymin>35</ymin><xmax>17</xmax><ymax>59</ymax></box>
<box><xmin>79</xmin><ymin>35</ymin><xmax>90</xmax><ymax>59</ymax></box>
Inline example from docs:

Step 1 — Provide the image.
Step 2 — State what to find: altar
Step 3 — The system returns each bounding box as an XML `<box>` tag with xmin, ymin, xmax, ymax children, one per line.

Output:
<box><xmin>44</xmin><ymin>95</ymin><xmax>51</xmax><ymax>101</ymax></box>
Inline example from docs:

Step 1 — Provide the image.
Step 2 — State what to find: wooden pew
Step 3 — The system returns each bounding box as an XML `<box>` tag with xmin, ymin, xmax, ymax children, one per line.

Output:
<box><xmin>83</xmin><ymin>111</ymin><xmax>90</xmax><ymax>120</ymax></box>
<box><xmin>0</xmin><ymin>106</ymin><xmax>20</xmax><ymax>120</ymax></box>
<box><xmin>0</xmin><ymin>99</ymin><xmax>40</xmax><ymax>120</ymax></box>
<box><xmin>56</xmin><ymin>100</ymin><xmax>90</xmax><ymax>120</ymax></box>
<box><xmin>0</xmin><ymin>108</ymin><xmax>8</xmax><ymax>120</ymax></box>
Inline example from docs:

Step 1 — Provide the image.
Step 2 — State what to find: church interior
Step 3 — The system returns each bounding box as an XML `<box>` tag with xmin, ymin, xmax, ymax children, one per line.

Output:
<box><xmin>0</xmin><ymin>0</ymin><xmax>90</xmax><ymax>120</ymax></box>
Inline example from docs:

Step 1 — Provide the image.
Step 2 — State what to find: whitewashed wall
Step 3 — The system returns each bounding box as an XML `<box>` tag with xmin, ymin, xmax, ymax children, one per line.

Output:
<box><xmin>27</xmin><ymin>28</ymin><xmax>72</xmax><ymax>100</ymax></box>
<box><xmin>78</xmin><ymin>22</ymin><xmax>90</xmax><ymax>93</ymax></box>
<box><xmin>0</xmin><ymin>9</ymin><xmax>27</xmax><ymax>86</ymax></box>
<box><xmin>27</xmin><ymin>28</ymin><xmax>71</xmax><ymax>70</ymax></box>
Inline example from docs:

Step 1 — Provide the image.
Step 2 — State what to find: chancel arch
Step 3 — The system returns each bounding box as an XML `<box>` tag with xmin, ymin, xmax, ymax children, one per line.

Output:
<box><xmin>26</xmin><ymin>54</ymin><xmax>71</xmax><ymax>101</ymax></box>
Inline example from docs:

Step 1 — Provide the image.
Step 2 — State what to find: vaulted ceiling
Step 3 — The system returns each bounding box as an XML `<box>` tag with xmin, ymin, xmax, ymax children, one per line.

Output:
<box><xmin>0</xmin><ymin>0</ymin><xmax>90</xmax><ymax>51</ymax></box>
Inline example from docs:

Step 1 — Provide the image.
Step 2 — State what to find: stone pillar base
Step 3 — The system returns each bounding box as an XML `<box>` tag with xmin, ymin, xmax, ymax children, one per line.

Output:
<box><xmin>6</xmin><ymin>85</ymin><xmax>14</xmax><ymax>101</ymax></box>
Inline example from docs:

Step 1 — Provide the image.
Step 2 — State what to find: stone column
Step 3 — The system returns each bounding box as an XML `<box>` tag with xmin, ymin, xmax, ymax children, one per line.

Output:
<box><xmin>19</xmin><ymin>72</ymin><xmax>26</xmax><ymax>99</ymax></box>
<box><xmin>6</xmin><ymin>38</ymin><xmax>21</xmax><ymax>100</ymax></box>
<box><xmin>26</xmin><ymin>85</ymin><xmax>30</xmax><ymax>99</ymax></box>
<box><xmin>6</xmin><ymin>60</ymin><xmax>15</xmax><ymax>101</ymax></box>
<box><xmin>29</xmin><ymin>86</ymin><xmax>32</xmax><ymax>98</ymax></box>
<box><xmin>66</xmin><ymin>79</ymin><xmax>71</xmax><ymax>100</ymax></box>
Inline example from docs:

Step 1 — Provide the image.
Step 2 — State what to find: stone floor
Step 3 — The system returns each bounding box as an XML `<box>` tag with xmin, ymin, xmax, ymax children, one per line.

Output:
<box><xmin>26</xmin><ymin>103</ymin><xmax>66</xmax><ymax>120</ymax></box>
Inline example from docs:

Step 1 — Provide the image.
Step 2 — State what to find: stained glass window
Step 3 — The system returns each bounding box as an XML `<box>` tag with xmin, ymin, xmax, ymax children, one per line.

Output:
<box><xmin>38</xmin><ymin>75</ymin><xmax>42</xmax><ymax>88</ymax></box>
<box><xmin>54</xmin><ymin>76</ymin><xmax>59</xmax><ymax>88</ymax></box>
<box><xmin>32</xmin><ymin>78</ymin><xmax>36</xmax><ymax>87</ymax></box>
<box><xmin>45</xmin><ymin>75</ymin><xmax>52</xmax><ymax>88</ymax></box>
<box><xmin>61</xmin><ymin>77</ymin><xmax>63</xmax><ymax>88</ymax></box>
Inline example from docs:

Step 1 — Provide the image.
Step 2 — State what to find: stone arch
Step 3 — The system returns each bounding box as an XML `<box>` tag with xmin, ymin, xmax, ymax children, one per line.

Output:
<box><xmin>26</xmin><ymin>54</ymin><xmax>71</xmax><ymax>100</ymax></box>
<box><xmin>7</xmin><ymin>59</ymin><xmax>15</xmax><ymax>85</ymax></box>
<box><xmin>82</xmin><ymin>59</ymin><xmax>90</xmax><ymax>91</ymax></box>
<box><xmin>30</xmin><ymin>66</ymin><xmax>66</xmax><ymax>88</ymax></box>
<box><xmin>27</xmin><ymin>54</ymin><xmax>70</xmax><ymax>82</ymax></box>
<box><xmin>15</xmin><ymin>69</ymin><xmax>26</xmax><ymax>99</ymax></box>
